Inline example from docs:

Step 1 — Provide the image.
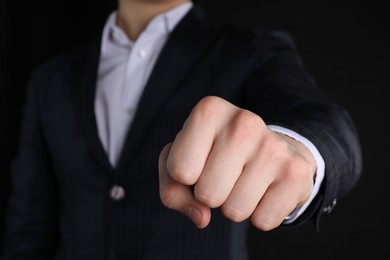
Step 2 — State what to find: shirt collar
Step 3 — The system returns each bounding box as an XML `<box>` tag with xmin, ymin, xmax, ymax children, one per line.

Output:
<box><xmin>101</xmin><ymin>2</ymin><xmax>193</xmax><ymax>54</ymax></box>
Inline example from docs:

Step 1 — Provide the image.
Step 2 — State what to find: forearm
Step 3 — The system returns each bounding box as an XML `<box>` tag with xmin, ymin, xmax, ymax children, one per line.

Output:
<box><xmin>243</xmin><ymin>30</ymin><xmax>362</xmax><ymax>227</ymax></box>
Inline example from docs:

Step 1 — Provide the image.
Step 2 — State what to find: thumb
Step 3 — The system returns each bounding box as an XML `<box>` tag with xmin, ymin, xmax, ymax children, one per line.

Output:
<box><xmin>159</xmin><ymin>143</ymin><xmax>211</xmax><ymax>229</ymax></box>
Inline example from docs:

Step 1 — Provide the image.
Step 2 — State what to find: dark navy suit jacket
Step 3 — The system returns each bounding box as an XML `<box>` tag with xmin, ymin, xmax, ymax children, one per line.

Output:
<box><xmin>1</xmin><ymin>4</ymin><xmax>362</xmax><ymax>260</ymax></box>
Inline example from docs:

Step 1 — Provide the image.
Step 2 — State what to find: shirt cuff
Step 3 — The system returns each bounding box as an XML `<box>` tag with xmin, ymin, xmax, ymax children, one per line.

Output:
<box><xmin>267</xmin><ymin>125</ymin><xmax>325</xmax><ymax>224</ymax></box>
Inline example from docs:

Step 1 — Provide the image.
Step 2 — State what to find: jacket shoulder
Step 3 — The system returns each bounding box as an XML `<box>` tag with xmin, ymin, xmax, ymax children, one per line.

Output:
<box><xmin>29</xmin><ymin>37</ymin><xmax>98</xmax><ymax>85</ymax></box>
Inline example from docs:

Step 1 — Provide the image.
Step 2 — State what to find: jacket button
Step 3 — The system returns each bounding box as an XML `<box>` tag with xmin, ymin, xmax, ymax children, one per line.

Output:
<box><xmin>323</xmin><ymin>198</ymin><xmax>337</xmax><ymax>214</ymax></box>
<box><xmin>110</xmin><ymin>185</ymin><xmax>125</xmax><ymax>201</ymax></box>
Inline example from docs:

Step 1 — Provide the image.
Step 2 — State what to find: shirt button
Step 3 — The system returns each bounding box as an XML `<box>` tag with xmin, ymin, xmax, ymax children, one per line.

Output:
<box><xmin>138</xmin><ymin>49</ymin><xmax>147</xmax><ymax>58</ymax></box>
<box><xmin>110</xmin><ymin>185</ymin><xmax>125</xmax><ymax>201</ymax></box>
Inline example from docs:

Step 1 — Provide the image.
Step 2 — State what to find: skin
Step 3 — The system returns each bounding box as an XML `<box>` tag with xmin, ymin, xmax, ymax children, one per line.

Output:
<box><xmin>117</xmin><ymin>0</ymin><xmax>189</xmax><ymax>41</ymax></box>
<box><xmin>159</xmin><ymin>97</ymin><xmax>317</xmax><ymax>230</ymax></box>
<box><xmin>117</xmin><ymin>0</ymin><xmax>317</xmax><ymax>231</ymax></box>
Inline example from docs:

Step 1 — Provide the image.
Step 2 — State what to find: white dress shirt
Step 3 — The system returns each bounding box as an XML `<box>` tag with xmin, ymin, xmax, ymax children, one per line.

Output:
<box><xmin>94</xmin><ymin>1</ymin><xmax>324</xmax><ymax>223</ymax></box>
<box><xmin>95</xmin><ymin>3</ymin><xmax>193</xmax><ymax>167</ymax></box>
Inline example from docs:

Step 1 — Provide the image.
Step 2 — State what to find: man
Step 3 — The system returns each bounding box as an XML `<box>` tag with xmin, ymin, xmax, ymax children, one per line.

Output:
<box><xmin>1</xmin><ymin>0</ymin><xmax>362</xmax><ymax>259</ymax></box>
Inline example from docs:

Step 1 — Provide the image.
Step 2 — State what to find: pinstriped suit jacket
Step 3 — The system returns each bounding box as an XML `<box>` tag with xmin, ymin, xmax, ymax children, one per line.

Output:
<box><xmin>1</xmin><ymin>4</ymin><xmax>362</xmax><ymax>260</ymax></box>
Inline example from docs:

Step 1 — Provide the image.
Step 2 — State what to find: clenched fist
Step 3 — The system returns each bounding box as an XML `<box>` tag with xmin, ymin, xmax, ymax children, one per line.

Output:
<box><xmin>158</xmin><ymin>96</ymin><xmax>317</xmax><ymax>230</ymax></box>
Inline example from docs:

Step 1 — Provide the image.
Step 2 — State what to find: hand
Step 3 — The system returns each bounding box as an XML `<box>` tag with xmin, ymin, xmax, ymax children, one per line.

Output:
<box><xmin>158</xmin><ymin>96</ymin><xmax>317</xmax><ymax>230</ymax></box>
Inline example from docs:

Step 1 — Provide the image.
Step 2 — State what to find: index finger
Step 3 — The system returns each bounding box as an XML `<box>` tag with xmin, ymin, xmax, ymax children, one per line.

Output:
<box><xmin>159</xmin><ymin>143</ymin><xmax>211</xmax><ymax>229</ymax></box>
<box><xmin>167</xmin><ymin>96</ymin><xmax>230</xmax><ymax>185</ymax></box>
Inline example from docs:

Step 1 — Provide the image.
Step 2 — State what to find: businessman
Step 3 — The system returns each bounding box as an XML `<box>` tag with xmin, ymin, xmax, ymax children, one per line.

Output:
<box><xmin>1</xmin><ymin>0</ymin><xmax>362</xmax><ymax>259</ymax></box>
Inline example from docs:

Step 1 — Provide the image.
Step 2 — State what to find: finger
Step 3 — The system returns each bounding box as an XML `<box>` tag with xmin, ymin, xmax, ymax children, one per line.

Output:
<box><xmin>194</xmin><ymin>109</ymin><xmax>260</xmax><ymax>208</ymax></box>
<box><xmin>167</xmin><ymin>96</ymin><xmax>229</xmax><ymax>185</ymax></box>
<box><xmin>193</xmin><ymin>139</ymin><xmax>245</xmax><ymax>208</ymax></box>
<box><xmin>220</xmin><ymin>155</ymin><xmax>276</xmax><ymax>223</ymax></box>
<box><xmin>250</xmin><ymin>162</ymin><xmax>313</xmax><ymax>231</ymax></box>
<box><xmin>159</xmin><ymin>143</ymin><xmax>211</xmax><ymax>229</ymax></box>
<box><xmin>220</xmin><ymin>130</ymin><xmax>305</xmax><ymax>225</ymax></box>
<box><xmin>250</xmin><ymin>182</ymin><xmax>300</xmax><ymax>231</ymax></box>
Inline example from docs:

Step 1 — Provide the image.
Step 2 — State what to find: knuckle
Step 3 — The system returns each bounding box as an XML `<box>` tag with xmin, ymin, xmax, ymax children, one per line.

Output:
<box><xmin>192</xmin><ymin>96</ymin><xmax>225</xmax><ymax>122</ymax></box>
<box><xmin>236</xmin><ymin>109</ymin><xmax>261</xmax><ymax>129</ymax></box>
<box><xmin>198</xmin><ymin>96</ymin><xmax>225</xmax><ymax>109</ymax></box>
<box><xmin>282</xmin><ymin>158</ymin><xmax>312</xmax><ymax>185</ymax></box>
<box><xmin>251</xmin><ymin>215</ymin><xmax>279</xmax><ymax>231</ymax></box>
<box><xmin>167</xmin><ymin>161</ymin><xmax>196</xmax><ymax>185</ymax></box>
<box><xmin>230</xmin><ymin>110</ymin><xmax>262</xmax><ymax>140</ymax></box>
<box><xmin>221</xmin><ymin>204</ymin><xmax>248</xmax><ymax>222</ymax></box>
<box><xmin>194</xmin><ymin>186</ymin><xmax>223</xmax><ymax>208</ymax></box>
<box><xmin>266</xmin><ymin>137</ymin><xmax>287</xmax><ymax>157</ymax></box>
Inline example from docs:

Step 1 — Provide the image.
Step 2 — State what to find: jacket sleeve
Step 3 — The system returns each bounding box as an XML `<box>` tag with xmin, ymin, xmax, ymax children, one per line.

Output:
<box><xmin>1</xmin><ymin>67</ymin><xmax>59</xmax><ymax>259</ymax></box>
<box><xmin>244</xmin><ymin>29</ymin><xmax>363</xmax><ymax>231</ymax></box>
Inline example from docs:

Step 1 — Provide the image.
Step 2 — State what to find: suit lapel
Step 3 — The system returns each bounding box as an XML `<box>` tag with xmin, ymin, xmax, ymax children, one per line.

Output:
<box><xmin>115</xmin><ymin>6</ymin><xmax>218</xmax><ymax>173</ymax></box>
<box><xmin>76</xmin><ymin>5</ymin><xmax>217</xmax><ymax>175</ymax></box>
<box><xmin>77</xmin><ymin>36</ymin><xmax>115</xmax><ymax>174</ymax></box>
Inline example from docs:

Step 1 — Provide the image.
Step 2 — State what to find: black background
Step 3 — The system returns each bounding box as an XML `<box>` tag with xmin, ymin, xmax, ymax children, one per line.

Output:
<box><xmin>0</xmin><ymin>1</ymin><xmax>389</xmax><ymax>259</ymax></box>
